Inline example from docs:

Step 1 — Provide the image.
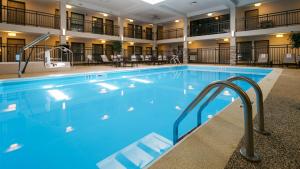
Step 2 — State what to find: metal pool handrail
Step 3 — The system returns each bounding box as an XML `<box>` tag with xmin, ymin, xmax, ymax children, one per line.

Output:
<box><xmin>173</xmin><ymin>80</ymin><xmax>261</xmax><ymax>162</ymax></box>
<box><xmin>196</xmin><ymin>76</ymin><xmax>270</xmax><ymax>135</ymax></box>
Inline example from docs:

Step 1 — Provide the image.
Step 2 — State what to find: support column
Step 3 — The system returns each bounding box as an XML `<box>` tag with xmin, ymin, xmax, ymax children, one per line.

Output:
<box><xmin>183</xmin><ymin>17</ymin><xmax>188</xmax><ymax>64</ymax></box>
<box><xmin>152</xmin><ymin>24</ymin><xmax>158</xmax><ymax>57</ymax></box>
<box><xmin>1</xmin><ymin>33</ymin><xmax>7</xmax><ymax>62</ymax></box>
<box><xmin>59</xmin><ymin>0</ymin><xmax>67</xmax><ymax>45</ymax></box>
<box><xmin>230</xmin><ymin>6</ymin><xmax>237</xmax><ymax>65</ymax></box>
<box><xmin>118</xmin><ymin>17</ymin><xmax>125</xmax><ymax>56</ymax></box>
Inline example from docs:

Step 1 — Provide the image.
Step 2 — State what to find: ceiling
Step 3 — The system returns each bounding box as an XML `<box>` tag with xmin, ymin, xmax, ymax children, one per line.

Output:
<box><xmin>64</xmin><ymin>0</ymin><xmax>265</xmax><ymax>23</ymax></box>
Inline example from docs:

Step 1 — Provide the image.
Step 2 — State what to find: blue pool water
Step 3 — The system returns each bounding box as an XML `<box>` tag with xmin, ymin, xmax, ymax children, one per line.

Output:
<box><xmin>0</xmin><ymin>66</ymin><xmax>272</xmax><ymax>169</ymax></box>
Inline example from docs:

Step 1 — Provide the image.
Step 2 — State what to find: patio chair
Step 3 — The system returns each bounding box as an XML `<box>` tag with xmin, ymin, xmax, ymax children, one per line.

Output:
<box><xmin>87</xmin><ymin>55</ymin><xmax>93</xmax><ymax>64</ymax></box>
<box><xmin>122</xmin><ymin>55</ymin><xmax>138</xmax><ymax>67</ymax></box>
<box><xmin>189</xmin><ymin>55</ymin><xmax>197</xmax><ymax>63</ymax></box>
<box><xmin>140</xmin><ymin>55</ymin><xmax>150</xmax><ymax>64</ymax></box>
<box><xmin>157</xmin><ymin>55</ymin><xmax>165</xmax><ymax>64</ymax></box>
<box><xmin>144</xmin><ymin>55</ymin><xmax>154</xmax><ymax>65</ymax></box>
<box><xmin>163</xmin><ymin>55</ymin><xmax>168</xmax><ymax>62</ymax></box>
<box><xmin>256</xmin><ymin>53</ymin><xmax>272</xmax><ymax>67</ymax></box>
<box><xmin>283</xmin><ymin>53</ymin><xmax>298</xmax><ymax>67</ymax></box>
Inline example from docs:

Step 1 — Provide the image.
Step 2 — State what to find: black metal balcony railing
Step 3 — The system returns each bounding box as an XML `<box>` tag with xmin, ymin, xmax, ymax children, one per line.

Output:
<box><xmin>188</xmin><ymin>45</ymin><xmax>300</xmax><ymax>65</ymax></box>
<box><xmin>237</xmin><ymin>9</ymin><xmax>300</xmax><ymax>31</ymax></box>
<box><xmin>123</xmin><ymin>49</ymin><xmax>154</xmax><ymax>58</ymax></box>
<box><xmin>0</xmin><ymin>6</ymin><xmax>59</xmax><ymax>29</ymax></box>
<box><xmin>188</xmin><ymin>48</ymin><xmax>231</xmax><ymax>64</ymax></box>
<box><xmin>189</xmin><ymin>20</ymin><xmax>230</xmax><ymax>37</ymax></box>
<box><xmin>157</xmin><ymin>28</ymin><xmax>184</xmax><ymax>40</ymax></box>
<box><xmin>236</xmin><ymin>45</ymin><xmax>300</xmax><ymax>65</ymax></box>
<box><xmin>67</xmin><ymin>18</ymin><xmax>119</xmax><ymax>36</ymax></box>
<box><xmin>123</xmin><ymin>27</ymin><xmax>153</xmax><ymax>40</ymax></box>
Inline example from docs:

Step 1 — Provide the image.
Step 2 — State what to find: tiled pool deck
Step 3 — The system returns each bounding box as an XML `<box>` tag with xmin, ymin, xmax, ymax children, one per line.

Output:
<box><xmin>0</xmin><ymin>65</ymin><xmax>299</xmax><ymax>169</ymax></box>
<box><xmin>225</xmin><ymin>69</ymin><xmax>300</xmax><ymax>169</ymax></box>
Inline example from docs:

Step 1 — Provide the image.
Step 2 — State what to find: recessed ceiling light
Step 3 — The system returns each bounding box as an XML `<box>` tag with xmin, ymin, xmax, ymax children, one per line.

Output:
<box><xmin>276</xmin><ymin>34</ymin><xmax>284</xmax><ymax>38</ymax></box>
<box><xmin>175</xmin><ymin>20</ymin><xmax>180</xmax><ymax>23</ymax></box>
<box><xmin>140</xmin><ymin>0</ymin><xmax>166</xmax><ymax>5</ymax></box>
<box><xmin>8</xmin><ymin>32</ymin><xmax>17</xmax><ymax>37</ymax></box>
<box><xmin>66</xmin><ymin>4</ymin><xmax>72</xmax><ymax>9</ymax></box>
<box><xmin>102</xmin><ymin>13</ymin><xmax>108</xmax><ymax>17</ymax></box>
<box><xmin>254</xmin><ymin>3</ymin><xmax>261</xmax><ymax>7</ymax></box>
<box><xmin>127</xmin><ymin>19</ymin><xmax>134</xmax><ymax>22</ymax></box>
<box><xmin>207</xmin><ymin>13</ymin><xmax>213</xmax><ymax>17</ymax></box>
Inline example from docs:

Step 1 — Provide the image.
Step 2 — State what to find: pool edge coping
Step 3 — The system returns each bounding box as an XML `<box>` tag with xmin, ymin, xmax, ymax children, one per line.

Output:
<box><xmin>0</xmin><ymin>64</ymin><xmax>271</xmax><ymax>83</ymax></box>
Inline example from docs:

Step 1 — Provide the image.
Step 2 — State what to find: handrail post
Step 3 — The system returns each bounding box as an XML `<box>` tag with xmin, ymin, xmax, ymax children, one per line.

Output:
<box><xmin>197</xmin><ymin>76</ymin><xmax>270</xmax><ymax>136</ymax></box>
<box><xmin>227</xmin><ymin>76</ymin><xmax>270</xmax><ymax>135</ymax></box>
<box><xmin>173</xmin><ymin>80</ymin><xmax>261</xmax><ymax>162</ymax></box>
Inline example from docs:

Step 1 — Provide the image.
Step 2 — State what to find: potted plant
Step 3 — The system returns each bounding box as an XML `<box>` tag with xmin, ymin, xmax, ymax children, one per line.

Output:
<box><xmin>290</xmin><ymin>32</ymin><xmax>300</xmax><ymax>48</ymax></box>
<box><xmin>112</xmin><ymin>41</ymin><xmax>122</xmax><ymax>55</ymax></box>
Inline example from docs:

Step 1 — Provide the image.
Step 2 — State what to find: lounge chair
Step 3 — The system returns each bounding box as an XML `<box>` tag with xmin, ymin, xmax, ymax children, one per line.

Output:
<box><xmin>101</xmin><ymin>55</ymin><xmax>114</xmax><ymax>65</ymax></box>
<box><xmin>130</xmin><ymin>55</ymin><xmax>138</xmax><ymax>62</ymax></box>
<box><xmin>283</xmin><ymin>53</ymin><xmax>298</xmax><ymax>67</ymax></box>
<box><xmin>256</xmin><ymin>53</ymin><xmax>272</xmax><ymax>67</ymax></box>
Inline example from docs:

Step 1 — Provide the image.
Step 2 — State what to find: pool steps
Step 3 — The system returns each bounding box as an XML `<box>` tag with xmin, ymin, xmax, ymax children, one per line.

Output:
<box><xmin>97</xmin><ymin>132</ymin><xmax>172</xmax><ymax>169</ymax></box>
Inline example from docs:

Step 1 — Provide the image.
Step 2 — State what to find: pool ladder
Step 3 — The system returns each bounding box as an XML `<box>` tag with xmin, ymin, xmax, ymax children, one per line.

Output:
<box><xmin>173</xmin><ymin>76</ymin><xmax>270</xmax><ymax>162</ymax></box>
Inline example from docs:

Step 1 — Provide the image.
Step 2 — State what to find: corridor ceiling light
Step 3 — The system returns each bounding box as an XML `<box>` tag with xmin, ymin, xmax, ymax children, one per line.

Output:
<box><xmin>276</xmin><ymin>34</ymin><xmax>284</xmax><ymax>38</ymax></box>
<box><xmin>254</xmin><ymin>3</ymin><xmax>261</xmax><ymax>7</ymax></box>
<box><xmin>66</xmin><ymin>36</ymin><xmax>70</xmax><ymax>41</ymax></box>
<box><xmin>188</xmin><ymin>41</ymin><xmax>192</xmax><ymax>44</ymax></box>
<box><xmin>140</xmin><ymin>0</ymin><xmax>166</xmax><ymax>5</ymax></box>
<box><xmin>129</xmin><ymin>42</ymin><xmax>134</xmax><ymax>45</ymax></box>
<box><xmin>127</xmin><ymin>19</ymin><xmax>134</xmax><ymax>23</ymax></box>
<box><xmin>66</xmin><ymin>4</ymin><xmax>72</xmax><ymax>9</ymax></box>
<box><xmin>207</xmin><ymin>13</ymin><xmax>213</xmax><ymax>17</ymax></box>
<box><xmin>174</xmin><ymin>20</ymin><xmax>180</xmax><ymax>23</ymax></box>
<box><xmin>8</xmin><ymin>32</ymin><xmax>16</xmax><ymax>37</ymax></box>
<box><xmin>223</xmin><ymin>38</ymin><xmax>229</xmax><ymax>42</ymax></box>
<box><xmin>102</xmin><ymin>13</ymin><xmax>108</xmax><ymax>17</ymax></box>
<box><xmin>101</xmin><ymin>40</ymin><xmax>106</xmax><ymax>43</ymax></box>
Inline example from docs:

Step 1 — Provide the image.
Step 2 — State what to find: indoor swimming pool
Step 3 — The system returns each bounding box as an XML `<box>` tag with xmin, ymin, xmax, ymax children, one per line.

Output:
<box><xmin>0</xmin><ymin>66</ymin><xmax>272</xmax><ymax>169</ymax></box>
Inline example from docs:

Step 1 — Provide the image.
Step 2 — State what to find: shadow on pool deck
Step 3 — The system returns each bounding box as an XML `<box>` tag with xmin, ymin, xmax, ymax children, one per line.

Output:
<box><xmin>225</xmin><ymin>69</ymin><xmax>300</xmax><ymax>169</ymax></box>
